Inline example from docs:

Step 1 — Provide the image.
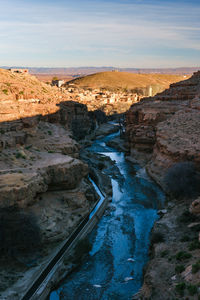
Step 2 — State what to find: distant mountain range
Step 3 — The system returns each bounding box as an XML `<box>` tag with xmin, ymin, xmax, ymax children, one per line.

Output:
<box><xmin>1</xmin><ymin>66</ymin><xmax>200</xmax><ymax>75</ymax></box>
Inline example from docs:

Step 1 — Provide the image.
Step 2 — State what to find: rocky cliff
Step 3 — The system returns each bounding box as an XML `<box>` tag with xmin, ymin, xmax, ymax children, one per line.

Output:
<box><xmin>0</xmin><ymin>70</ymin><xmax>101</xmax><ymax>297</ymax></box>
<box><xmin>126</xmin><ymin>71</ymin><xmax>200</xmax><ymax>185</ymax></box>
<box><xmin>127</xmin><ymin>72</ymin><xmax>200</xmax><ymax>299</ymax></box>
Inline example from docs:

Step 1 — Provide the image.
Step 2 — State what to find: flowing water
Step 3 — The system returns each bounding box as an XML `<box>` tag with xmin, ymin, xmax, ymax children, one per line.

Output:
<box><xmin>50</xmin><ymin>131</ymin><xmax>165</xmax><ymax>300</ymax></box>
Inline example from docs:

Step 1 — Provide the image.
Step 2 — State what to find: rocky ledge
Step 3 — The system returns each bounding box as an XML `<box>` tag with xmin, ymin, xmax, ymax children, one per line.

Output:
<box><xmin>126</xmin><ymin>70</ymin><xmax>200</xmax><ymax>186</ymax></box>
<box><xmin>137</xmin><ymin>200</ymin><xmax>200</xmax><ymax>300</ymax></box>
<box><xmin>126</xmin><ymin>71</ymin><xmax>200</xmax><ymax>299</ymax></box>
<box><xmin>0</xmin><ymin>99</ymin><xmax>102</xmax><ymax>298</ymax></box>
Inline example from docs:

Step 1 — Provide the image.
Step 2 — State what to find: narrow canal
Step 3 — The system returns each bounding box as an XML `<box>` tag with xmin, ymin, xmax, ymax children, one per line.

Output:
<box><xmin>50</xmin><ymin>131</ymin><xmax>165</xmax><ymax>300</ymax></box>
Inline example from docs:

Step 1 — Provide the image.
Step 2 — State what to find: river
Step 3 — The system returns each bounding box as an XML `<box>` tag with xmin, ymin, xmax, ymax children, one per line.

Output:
<box><xmin>49</xmin><ymin>131</ymin><xmax>165</xmax><ymax>300</ymax></box>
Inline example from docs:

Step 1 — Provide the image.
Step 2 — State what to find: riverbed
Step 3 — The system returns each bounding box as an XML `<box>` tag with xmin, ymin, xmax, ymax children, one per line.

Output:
<box><xmin>50</xmin><ymin>131</ymin><xmax>165</xmax><ymax>300</ymax></box>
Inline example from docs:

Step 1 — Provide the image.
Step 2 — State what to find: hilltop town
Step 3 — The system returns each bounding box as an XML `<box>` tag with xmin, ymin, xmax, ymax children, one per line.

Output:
<box><xmin>0</xmin><ymin>69</ymin><xmax>187</xmax><ymax>117</ymax></box>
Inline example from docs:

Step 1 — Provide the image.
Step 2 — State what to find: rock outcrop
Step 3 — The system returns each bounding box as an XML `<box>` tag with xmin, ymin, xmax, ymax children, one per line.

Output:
<box><xmin>127</xmin><ymin>71</ymin><xmax>200</xmax><ymax>300</ymax></box>
<box><xmin>190</xmin><ymin>198</ymin><xmax>200</xmax><ymax>215</ymax></box>
<box><xmin>137</xmin><ymin>200</ymin><xmax>200</xmax><ymax>300</ymax></box>
<box><xmin>126</xmin><ymin>71</ymin><xmax>200</xmax><ymax>185</ymax></box>
<box><xmin>0</xmin><ymin>70</ymin><xmax>102</xmax><ymax>297</ymax></box>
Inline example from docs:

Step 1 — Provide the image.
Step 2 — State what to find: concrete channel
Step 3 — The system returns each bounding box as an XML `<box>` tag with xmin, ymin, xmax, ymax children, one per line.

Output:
<box><xmin>21</xmin><ymin>180</ymin><xmax>110</xmax><ymax>300</ymax></box>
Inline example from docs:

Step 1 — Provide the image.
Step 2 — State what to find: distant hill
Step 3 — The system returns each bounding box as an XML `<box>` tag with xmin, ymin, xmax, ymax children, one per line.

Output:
<box><xmin>1</xmin><ymin>66</ymin><xmax>199</xmax><ymax>76</ymax></box>
<box><xmin>66</xmin><ymin>71</ymin><xmax>189</xmax><ymax>94</ymax></box>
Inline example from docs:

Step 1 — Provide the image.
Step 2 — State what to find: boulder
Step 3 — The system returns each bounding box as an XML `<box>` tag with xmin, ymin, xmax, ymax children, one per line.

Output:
<box><xmin>190</xmin><ymin>198</ymin><xmax>200</xmax><ymax>215</ymax></box>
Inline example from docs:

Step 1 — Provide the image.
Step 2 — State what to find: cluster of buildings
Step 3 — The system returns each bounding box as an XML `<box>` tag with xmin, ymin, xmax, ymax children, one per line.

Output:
<box><xmin>62</xmin><ymin>84</ymin><xmax>142</xmax><ymax>114</ymax></box>
<box><xmin>66</xmin><ymin>84</ymin><xmax>141</xmax><ymax>103</ymax></box>
<box><xmin>8</xmin><ymin>68</ymin><xmax>29</xmax><ymax>74</ymax></box>
<box><xmin>6</xmin><ymin>69</ymin><xmax>142</xmax><ymax>114</ymax></box>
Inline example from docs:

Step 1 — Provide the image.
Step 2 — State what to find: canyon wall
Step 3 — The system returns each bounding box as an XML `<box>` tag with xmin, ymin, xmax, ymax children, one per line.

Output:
<box><xmin>0</xmin><ymin>70</ymin><xmax>102</xmax><ymax>296</ymax></box>
<box><xmin>126</xmin><ymin>71</ymin><xmax>200</xmax><ymax>185</ymax></box>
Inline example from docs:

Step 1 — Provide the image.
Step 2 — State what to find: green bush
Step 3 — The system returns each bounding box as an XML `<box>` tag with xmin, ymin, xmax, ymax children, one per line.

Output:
<box><xmin>2</xmin><ymin>89</ymin><xmax>8</xmax><ymax>95</ymax></box>
<box><xmin>192</xmin><ymin>262</ymin><xmax>200</xmax><ymax>273</ymax></box>
<box><xmin>175</xmin><ymin>251</ymin><xmax>192</xmax><ymax>261</ymax></box>
<box><xmin>187</xmin><ymin>284</ymin><xmax>198</xmax><ymax>296</ymax></box>
<box><xmin>160</xmin><ymin>250</ymin><xmax>169</xmax><ymax>257</ymax></box>
<box><xmin>164</xmin><ymin>162</ymin><xmax>200</xmax><ymax>199</ymax></box>
<box><xmin>175</xmin><ymin>265</ymin><xmax>185</xmax><ymax>273</ymax></box>
<box><xmin>188</xmin><ymin>240</ymin><xmax>200</xmax><ymax>251</ymax></box>
<box><xmin>15</xmin><ymin>152</ymin><xmax>26</xmax><ymax>159</ymax></box>
<box><xmin>175</xmin><ymin>282</ymin><xmax>186</xmax><ymax>296</ymax></box>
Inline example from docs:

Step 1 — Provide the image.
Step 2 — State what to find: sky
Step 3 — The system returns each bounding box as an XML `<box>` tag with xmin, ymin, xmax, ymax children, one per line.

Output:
<box><xmin>0</xmin><ymin>0</ymin><xmax>200</xmax><ymax>68</ymax></box>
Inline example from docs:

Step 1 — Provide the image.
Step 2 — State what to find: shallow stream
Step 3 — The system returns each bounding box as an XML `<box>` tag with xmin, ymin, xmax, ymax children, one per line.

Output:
<box><xmin>50</xmin><ymin>131</ymin><xmax>165</xmax><ymax>300</ymax></box>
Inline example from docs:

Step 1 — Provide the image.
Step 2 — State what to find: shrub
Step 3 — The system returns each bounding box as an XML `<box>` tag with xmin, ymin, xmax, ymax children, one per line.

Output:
<box><xmin>160</xmin><ymin>250</ymin><xmax>169</xmax><ymax>257</ymax></box>
<box><xmin>151</xmin><ymin>232</ymin><xmax>165</xmax><ymax>244</ymax></box>
<box><xmin>175</xmin><ymin>282</ymin><xmax>186</xmax><ymax>296</ymax></box>
<box><xmin>180</xmin><ymin>235</ymin><xmax>190</xmax><ymax>242</ymax></box>
<box><xmin>25</xmin><ymin>145</ymin><xmax>32</xmax><ymax>150</ymax></box>
<box><xmin>188</xmin><ymin>240</ymin><xmax>200</xmax><ymax>251</ymax></box>
<box><xmin>0</xmin><ymin>207</ymin><xmax>41</xmax><ymax>260</ymax></box>
<box><xmin>192</xmin><ymin>262</ymin><xmax>200</xmax><ymax>274</ymax></box>
<box><xmin>2</xmin><ymin>89</ymin><xmax>8</xmax><ymax>95</ymax></box>
<box><xmin>163</xmin><ymin>162</ymin><xmax>200</xmax><ymax>199</ymax></box>
<box><xmin>15</xmin><ymin>152</ymin><xmax>26</xmax><ymax>159</ymax></box>
<box><xmin>175</xmin><ymin>265</ymin><xmax>185</xmax><ymax>273</ymax></box>
<box><xmin>175</xmin><ymin>251</ymin><xmax>192</xmax><ymax>261</ymax></box>
<box><xmin>187</xmin><ymin>284</ymin><xmax>198</xmax><ymax>296</ymax></box>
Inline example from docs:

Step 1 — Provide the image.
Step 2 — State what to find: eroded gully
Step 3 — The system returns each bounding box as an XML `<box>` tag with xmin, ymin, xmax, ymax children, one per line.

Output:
<box><xmin>50</xmin><ymin>131</ymin><xmax>165</xmax><ymax>300</ymax></box>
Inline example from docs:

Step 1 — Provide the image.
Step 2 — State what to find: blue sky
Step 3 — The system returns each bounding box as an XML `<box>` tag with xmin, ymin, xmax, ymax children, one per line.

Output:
<box><xmin>0</xmin><ymin>0</ymin><xmax>200</xmax><ymax>68</ymax></box>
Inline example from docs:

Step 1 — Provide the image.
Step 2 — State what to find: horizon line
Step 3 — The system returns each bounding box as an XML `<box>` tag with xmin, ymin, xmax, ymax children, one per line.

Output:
<box><xmin>1</xmin><ymin>66</ymin><xmax>200</xmax><ymax>70</ymax></box>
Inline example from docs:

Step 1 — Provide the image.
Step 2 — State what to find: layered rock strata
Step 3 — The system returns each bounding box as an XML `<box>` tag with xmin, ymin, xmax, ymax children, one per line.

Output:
<box><xmin>126</xmin><ymin>71</ymin><xmax>200</xmax><ymax>184</ymax></box>
<box><xmin>0</xmin><ymin>75</ymin><xmax>101</xmax><ymax>297</ymax></box>
<box><xmin>126</xmin><ymin>72</ymin><xmax>200</xmax><ymax>299</ymax></box>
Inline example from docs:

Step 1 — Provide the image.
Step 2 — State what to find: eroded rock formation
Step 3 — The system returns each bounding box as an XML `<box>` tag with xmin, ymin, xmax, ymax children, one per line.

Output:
<box><xmin>126</xmin><ymin>71</ymin><xmax>200</xmax><ymax>185</ymax></box>
<box><xmin>0</xmin><ymin>70</ymin><xmax>103</xmax><ymax>297</ymax></box>
<box><xmin>127</xmin><ymin>71</ymin><xmax>200</xmax><ymax>300</ymax></box>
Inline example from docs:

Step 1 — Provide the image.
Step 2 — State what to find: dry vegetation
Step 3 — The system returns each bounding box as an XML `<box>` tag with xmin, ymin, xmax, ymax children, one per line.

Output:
<box><xmin>67</xmin><ymin>71</ymin><xmax>189</xmax><ymax>91</ymax></box>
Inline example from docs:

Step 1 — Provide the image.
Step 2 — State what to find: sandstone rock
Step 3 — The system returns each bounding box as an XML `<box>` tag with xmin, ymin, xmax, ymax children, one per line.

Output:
<box><xmin>0</xmin><ymin>155</ymin><xmax>88</xmax><ymax>208</ymax></box>
<box><xmin>0</xmin><ymin>172</ymin><xmax>46</xmax><ymax>208</ymax></box>
<box><xmin>190</xmin><ymin>198</ymin><xmax>200</xmax><ymax>215</ymax></box>
<box><xmin>147</xmin><ymin>109</ymin><xmax>200</xmax><ymax>184</ymax></box>
<box><xmin>126</xmin><ymin>70</ymin><xmax>200</xmax><ymax>185</ymax></box>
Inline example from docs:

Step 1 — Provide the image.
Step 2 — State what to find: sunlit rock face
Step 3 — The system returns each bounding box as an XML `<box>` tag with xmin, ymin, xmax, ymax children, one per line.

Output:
<box><xmin>126</xmin><ymin>71</ymin><xmax>200</xmax><ymax>185</ymax></box>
